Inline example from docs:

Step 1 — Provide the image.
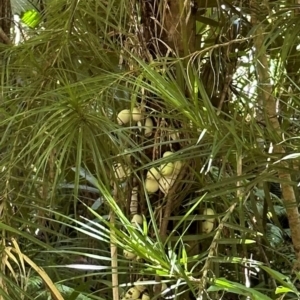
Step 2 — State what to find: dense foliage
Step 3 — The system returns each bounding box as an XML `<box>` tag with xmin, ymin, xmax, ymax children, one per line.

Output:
<box><xmin>0</xmin><ymin>0</ymin><xmax>300</xmax><ymax>299</ymax></box>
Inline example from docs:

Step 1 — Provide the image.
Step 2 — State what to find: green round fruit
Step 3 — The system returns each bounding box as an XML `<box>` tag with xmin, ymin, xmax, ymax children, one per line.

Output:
<box><xmin>145</xmin><ymin>179</ymin><xmax>159</xmax><ymax>193</ymax></box>
<box><xmin>131</xmin><ymin>214</ymin><xmax>143</xmax><ymax>226</ymax></box>
<box><xmin>132</xmin><ymin>107</ymin><xmax>142</xmax><ymax>122</ymax></box>
<box><xmin>124</xmin><ymin>287</ymin><xmax>141</xmax><ymax>300</ymax></box>
<box><xmin>160</xmin><ymin>162</ymin><xmax>174</xmax><ymax>176</ymax></box>
<box><xmin>114</xmin><ymin>163</ymin><xmax>131</xmax><ymax>180</ymax></box>
<box><xmin>117</xmin><ymin>109</ymin><xmax>131</xmax><ymax>125</ymax></box>
<box><xmin>173</xmin><ymin>160</ymin><xmax>183</xmax><ymax>175</ymax></box>
<box><xmin>163</xmin><ymin>151</ymin><xmax>173</xmax><ymax>158</ymax></box>
<box><xmin>159</xmin><ymin>176</ymin><xmax>175</xmax><ymax>194</ymax></box>
<box><xmin>141</xmin><ymin>293</ymin><xmax>150</xmax><ymax>300</ymax></box>
<box><xmin>147</xmin><ymin>167</ymin><xmax>161</xmax><ymax>180</ymax></box>
<box><xmin>123</xmin><ymin>250</ymin><xmax>137</xmax><ymax>260</ymax></box>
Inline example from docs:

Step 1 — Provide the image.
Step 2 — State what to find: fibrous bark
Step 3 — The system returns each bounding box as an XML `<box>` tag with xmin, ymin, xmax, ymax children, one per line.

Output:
<box><xmin>251</xmin><ymin>0</ymin><xmax>300</xmax><ymax>265</ymax></box>
<box><xmin>140</xmin><ymin>0</ymin><xmax>195</xmax><ymax>56</ymax></box>
<box><xmin>0</xmin><ymin>0</ymin><xmax>11</xmax><ymax>44</ymax></box>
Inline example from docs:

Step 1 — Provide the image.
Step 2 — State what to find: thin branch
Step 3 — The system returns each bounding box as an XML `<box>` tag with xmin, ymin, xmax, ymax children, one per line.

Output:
<box><xmin>197</xmin><ymin>201</ymin><xmax>238</xmax><ymax>296</ymax></box>
<box><xmin>110</xmin><ymin>184</ymin><xmax>119</xmax><ymax>300</ymax></box>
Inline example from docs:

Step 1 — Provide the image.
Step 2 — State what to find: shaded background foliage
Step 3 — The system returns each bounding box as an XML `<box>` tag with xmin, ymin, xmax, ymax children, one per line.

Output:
<box><xmin>0</xmin><ymin>0</ymin><xmax>300</xmax><ymax>299</ymax></box>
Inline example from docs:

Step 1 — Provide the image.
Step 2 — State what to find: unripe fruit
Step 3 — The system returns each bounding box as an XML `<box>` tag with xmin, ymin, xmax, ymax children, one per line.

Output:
<box><xmin>203</xmin><ymin>208</ymin><xmax>215</xmax><ymax>215</ymax></box>
<box><xmin>145</xmin><ymin>178</ymin><xmax>159</xmax><ymax>193</ymax></box>
<box><xmin>117</xmin><ymin>109</ymin><xmax>131</xmax><ymax>125</ymax></box>
<box><xmin>159</xmin><ymin>176</ymin><xmax>175</xmax><ymax>194</ymax></box>
<box><xmin>202</xmin><ymin>208</ymin><xmax>215</xmax><ymax>233</ymax></box>
<box><xmin>132</xmin><ymin>107</ymin><xmax>142</xmax><ymax>122</ymax></box>
<box><xmin>163</xmin><ymin>151</ymin><xmax>173</xmax><ymax>158</ymax></box>
<box><xmin>144</xmin><ymin>117</ymin><xmax>153</xmax><ymax>137</ymax></box>
<box><xmin>173</xmin><ymin>160</ymin><xmax>183</xmax><ymax>175</ymax></box>
<box><xmin>147</xmin><ymin>167</ymin><xmax>161</xmax><ymax>181</ymax></box>
<box><xmin>124</xmin><ymin>287</ymin><xmax>141</xmax><ymax>299</ymax></box>
<box><xmin>141</xmin><ymin>293</ymin><xmax>150</xmax><ymax>300</ymax></box>
<box><xmin>123</xmin><ymin>250</ymin><xmax>137</xmax><ymax>260</ymax></box>
<box><xmin>131</xmin><ymin>214</ymin><xmax>143</xmax><ymax>226</ymax></box>
<box><xmin>202</xmin><ymin>221</ymin><xmax>214</xmax><ymax>233</ymax></box>
<box><xmin>160</xmin><ymin>162</ymin><xmax>174</xmax><ymax>176</ymax></box>
<box><xmin>114</xmin><ymin>163</ymin><xmax>131</xmax><ymax>180</ymax></box>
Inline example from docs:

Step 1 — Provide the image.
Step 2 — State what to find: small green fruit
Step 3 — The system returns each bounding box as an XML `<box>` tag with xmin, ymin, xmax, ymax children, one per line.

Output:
<box><xmin>147</xmin><ymin>167</ymin><xmax>161</xmax><ymax>180</ymax></box>
<box><xmin>173</xmin><ymin>160</ymin><xmax>183</xmax><ymax>175</ymax></box>
<box><xmin>114</xmin><ymin>163</ymin><xmax>131</xmax><ymax>180</ymax></box>
<box><xmin>131</xmin><ymin>214</ymin><xmax>143</xmax><ymax>226</ymax></box>
<box><xmin>160</xmin><ymin>162</ymin><xmax>174</xmax><ymax>176</ymax></box>
<box><xmin>141</xmin><ymin>293</ymin><xmax>150</xmax><ymax>300</ymax></box>
<box><xmin>202</xmin><ymin>221</ymin><xmax>214</xmax><ymax>233</ymax></box>
<box><xmin>202</xmin><ymin>208</ymin><xmax>215</xmax><ymax>233</ymax></box>
<box><xmin>123</xmin><ymin>250</ymin><xmax>137</xmax><ymax>260</ymax></box>
<box><xmin>145</xmin><ymin>178</ymin><xmax>159</xmax><ymax>193</ymax></box>
<box><xmin>163</xmin><ymin>151</ymin><xmax>173</xmax><ymax>158</ymax></box>
<box><xmin>117</xmin><ymin>109</ymin><xmax>131</xmax><ymax>125</ymax></box>
<box><xmin>132</xmin><ymin>107</ymin><xmax>142</xmax><ymax>122</ymax></box>
<box><xmin>203</xmin><ymin>208</ymin><xmax>215</xmax><ymax>216</ymax></box>
<box><xmin>124</xmin><ymin>287</ymin><xmax>141</xmax><ymax>300</ymax></box>
<box><xmin>159</xmin><ymin>176</ymin><xmax>175</xmax><ymax>194</ymax></box>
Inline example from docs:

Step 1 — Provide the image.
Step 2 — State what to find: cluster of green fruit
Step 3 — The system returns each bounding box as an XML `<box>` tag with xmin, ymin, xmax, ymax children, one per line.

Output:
<box><xmin>113</xmin><ymin>150</ymin><xmax>183</xmax><ymax>193</ymax></box>
<box><xmin>114</xmin><ymin>106</ymin><xmax>152</xmax><ymax>182</ymax></box>
<box><xmin>121</xmin><ymin>280</ymin><xmax>169</xmax><ymax>300</ymax></box>
<box><xmin>121</xmin><ymin>284</ymin><xmax>149</xmax><ymax>300</ymax></box>
<box><xmin>116</xmin><ymin>106</ymin><xmax>183</xmax><ymax>195</ymax></box>
<box><xmin>117</xmin><ymin>107</ymin><xmax>153</xmax><ymax>137</ymax></box>
<box><xmin>145</xmin><ymin>151</ymin><xmax>182</xmax><ymax>195</ymax></box>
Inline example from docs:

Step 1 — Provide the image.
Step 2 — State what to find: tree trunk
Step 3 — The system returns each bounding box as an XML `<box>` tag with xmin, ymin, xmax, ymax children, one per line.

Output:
<box><xmin>0</xmin><ymin>0</ymin><xmax>11</xmax><ymax>44</ymax></box>
<box><xmin>140</xmin><ymin>0</ymin><xmax>195</xmax><ymax>57</ymax></box>
<box><xmin>251</xmin><ymin>0</ymin><xmax>300</xmax><ymax>266</ymax></box>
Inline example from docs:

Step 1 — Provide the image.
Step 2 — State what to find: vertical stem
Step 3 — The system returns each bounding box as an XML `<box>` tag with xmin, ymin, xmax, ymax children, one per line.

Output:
<box><xmin>111</xmin><ymin>185</ymin><xmax>119</xmax><ymax>300</ymax></box>
<box><xmin>110</xmin><ymin>211</ymin><xmax>119</xmax><ymax>300</ymax></box>
<box><xmin>251</xmin><ymin>0</ymin><xmax>300</xmax><ymax>264</ymax></box>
